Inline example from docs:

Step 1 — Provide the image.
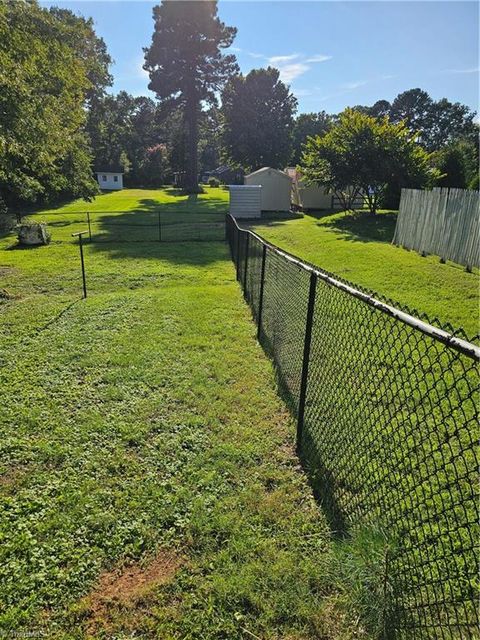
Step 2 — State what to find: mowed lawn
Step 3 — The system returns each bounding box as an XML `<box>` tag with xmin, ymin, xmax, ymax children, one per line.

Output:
<box><xmin>0</xmin><ymin>190</ymin><xmax>365</xmax><ymax>638</ymax></box>
<box><xmin>251</xmin><ymin>210</ymin><xmax>479</xmax><ymax>337</ymax></box>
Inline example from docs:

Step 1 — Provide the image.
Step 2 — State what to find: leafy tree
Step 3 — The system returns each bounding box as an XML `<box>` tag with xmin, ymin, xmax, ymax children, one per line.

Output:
<box><xmin>432</xmin><ymin>146</ymin><xmax>467</xmax><ymax>188</ymax></box>
<box><xmin>137</xmin><ymin>144</ymin><xmax>170</xmax><ymax>187</ymax></box>
<box><xmin>47</xmin><ymin>7</ymin><xmax>112</xmax><ymax>105</ymax></box>
<box><xmin>353</xmin><ymin>100</ymin><xmax>392</xmax><ymax>119</ymax></box>
<box><xmin>144</xmin><ymin>0</ymin><xmax>237</xmax><ymax>192</ymax></box>
<box><xmin>432</xmin><ymin>139</ymin><xmax>480</xmax><ymax>189</ymax></box>
<box><xmin>86</xmin><ymin>92</ymin><xmax>170</xmax><ymax>184</ymax></box>
<box><xmin>0</xmin><ymin>1</ymin><xmax>100</xmax><ymax>214</ymax></box>
<box><xmin>290</xmin><ymin>112</ymin><xmax>331</xmax><ymax>164</ymax></box>
<box><xmin>389</xmin><ymin>88</ymin><xmax>477</xmax><ymax>151</ymax></box>
<box><xmin>221</xmin><ymin>67</ymin><xmax>297</xmax><ymax>171</ymax></box>
<box><xmin>300</xmin><ymin>108</ymin><xmax>438</xmax><ymax>214</ymax></box>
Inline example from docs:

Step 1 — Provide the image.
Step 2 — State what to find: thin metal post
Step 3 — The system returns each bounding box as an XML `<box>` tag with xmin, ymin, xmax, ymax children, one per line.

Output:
<box><xmin>257</xmin><ymin>244</ymin><xmax>267</xmax><ymax>339</ymax></box>
<box><xmin>86</xmin><ymin>211</ymin><xmax>92</xmax><ymax>242</ymax></box>
<box><xmin>236</xmin><ymin>229</ymin><xmax>241</xmax><ymax>280</ymax></box>
<box><xmin>158</xmin><ymin>211</ymin><xmax>162</xmax><ymax>242</ymax></box>
<box><xmin>297</xmin><ymin>271</ymin><xmax>317</xmax><ymax>450</ymax></box>
<box><xmin>72</xmin><ymin>231</ymin><xmax>88</xmax><ymax>299</ymax></box>
<box><xmin>243</xmin><ymin>233</ymin><xmax>249</xmax><ymax>292</ymax></box>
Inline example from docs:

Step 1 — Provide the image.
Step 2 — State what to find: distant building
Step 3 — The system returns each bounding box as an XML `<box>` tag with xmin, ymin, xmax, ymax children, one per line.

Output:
<box><xmin>96</xmin><ymin>169</ymin><xmax>123</xmax><ymax>191</ymax></box>
<box><xmin>244</xmin><ymin>167</ymin><xmax>291</xmax><ymax>212</ymax></box>
<box><xmin>210</xmin><ymin>165</ymin><xmax>244</xmax><ymax>185</ymax></box>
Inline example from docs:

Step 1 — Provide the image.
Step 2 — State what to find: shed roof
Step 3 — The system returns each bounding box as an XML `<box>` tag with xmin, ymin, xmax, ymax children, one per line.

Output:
<box><xmin>95</xmin><ymin>167</ymin><xmax>124</xmax><ymax>174</ymax></box>
<box><xmin>245</xmin><ymin>167</ymin><xmax>291</xmax><ymax>181</ymax></box>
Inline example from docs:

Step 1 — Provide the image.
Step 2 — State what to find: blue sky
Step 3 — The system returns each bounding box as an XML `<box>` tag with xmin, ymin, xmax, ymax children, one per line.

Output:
<box><xmin>42</xmin><ymin>1</ymin><xmax>479</xmax><ymax>114</ymax></box>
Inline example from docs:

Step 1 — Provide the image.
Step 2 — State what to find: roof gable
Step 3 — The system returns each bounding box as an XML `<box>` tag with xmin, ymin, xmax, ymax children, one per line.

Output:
<box><xmin>246</xmin><ymin>167</ymin><xmax>291</xmax><ymax>181</ymax></box>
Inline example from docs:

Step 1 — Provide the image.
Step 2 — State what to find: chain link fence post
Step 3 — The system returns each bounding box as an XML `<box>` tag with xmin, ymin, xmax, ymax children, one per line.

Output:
<box><xmin>296</xmin><ymin>270</ymin><xmax>317</xmax><ymax>451</ymax></box>
<box><xmin>257</xmin><ymin>244</ymin><xmax>267</xmax><ymax>340</ymax></box>
<box><xmin>243</xmin><ymin>233</ymin><xmax>249</xmax><ymax>293</ymax></box>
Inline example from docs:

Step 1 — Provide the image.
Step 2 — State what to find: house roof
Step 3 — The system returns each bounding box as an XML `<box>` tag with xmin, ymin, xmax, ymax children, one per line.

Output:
<box><xmin>95</xmin><ymin>167</ymin><xmax>124</xmax><ymax>174</ymax></box>
<box><xmin>245</xmin><ymin>167</ymin><xmax>291</xmax><ymax>180</ymax></box>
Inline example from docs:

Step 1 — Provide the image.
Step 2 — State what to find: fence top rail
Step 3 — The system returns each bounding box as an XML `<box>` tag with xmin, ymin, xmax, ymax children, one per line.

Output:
<box><xmin>227</xmin><ymin>214</ymin><xmax>479</xmax><ymax>361</ymax></box>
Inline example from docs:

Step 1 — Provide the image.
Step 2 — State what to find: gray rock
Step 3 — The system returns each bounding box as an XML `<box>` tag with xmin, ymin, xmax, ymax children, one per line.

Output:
<box><xmin>17</xmin><ymin>222</ymin><xmax>51</xmax><ymax>246</ymax></box>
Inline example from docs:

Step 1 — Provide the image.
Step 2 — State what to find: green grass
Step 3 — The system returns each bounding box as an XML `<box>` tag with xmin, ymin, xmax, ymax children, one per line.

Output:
<box><xmin>0</xmin><ymin>189</ymin><xmax>375</xmax><ymax>638</ymax></box>
<box><xmin>24</xmin><ymin>186</ymin><xmax>231</xmax><ymax>244</ymax></box>
<box><xmin>251</xmin><ymin>210</ymin><xmax>479</xmax><ymax>336</ymax></box>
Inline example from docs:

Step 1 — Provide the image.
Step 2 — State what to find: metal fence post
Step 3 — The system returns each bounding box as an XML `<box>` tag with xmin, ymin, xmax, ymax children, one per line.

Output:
<box><xmin>72</xmin><ymin>231</ymin><xmax>88</xmax><ymax>299</ymax></box>
<box><xmin>243</xmin><ymin>233</ymin><xmax>249</xmax><ymax>292</ymax></box>
<box><xmin>297</xmin><ymin>271</ymin><xmax>317</xmax><ymax>451</ymax></box>
<box><xmin>158</xmin><ymin>211</ymin><xmax>162</xmax><ymax>242</ymax></box>
<box><xmin>236</xmin><ymin>229</ymin><xmax>241</xmax><ymax>281</ymax></box>
<box><xmin>86</xmin><ymin>212</ymin><xmax>92</xmax><ymax>243</ymax></box>
<box><xmin>257</xmin><ymin>244</ymin><xmax>267</xmax><ymax>339</ymax></box>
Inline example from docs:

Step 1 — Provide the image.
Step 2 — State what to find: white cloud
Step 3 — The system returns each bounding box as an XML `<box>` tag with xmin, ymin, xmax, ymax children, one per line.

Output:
<box><xmin>341</xmin><ymin>80</ymin><xmax>367</xmax><ymax>90</ymax></box>
<box><xmin>306</xmin><ymin>54</ymin><xmax>332</xmax><ymax>63</ymax></box>
<box><xmin>268</xmin><ymin>53</ymin><xmax>301</xmax><ymax>66</ymax></box>
<box><xmin>237</xmin><ymin>51</ymin><xmax>332</xmax><ymax>83</ymax></box>
<box><xmin>277</xmin><ymin>63</ymin><xmax>310</xmax><ymax>83</ymax></box>
<box><xmin>442</xmin><ymin>67</ymin><xmax>479</xmax><ymax>74</ymax></box>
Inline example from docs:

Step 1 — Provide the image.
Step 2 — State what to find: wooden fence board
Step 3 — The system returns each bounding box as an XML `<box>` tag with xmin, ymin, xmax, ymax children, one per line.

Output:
<box><xmin>393</xmin><ymin>188</ymin><xmax>480</xmax><ymax>268</ymax></box>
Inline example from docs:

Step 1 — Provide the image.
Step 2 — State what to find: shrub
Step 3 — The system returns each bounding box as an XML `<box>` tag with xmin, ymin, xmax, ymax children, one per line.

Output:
<box><xmin>208</xmin><ymin>177</ymin><xmax>220</xmax><ymax>187</ymax></box>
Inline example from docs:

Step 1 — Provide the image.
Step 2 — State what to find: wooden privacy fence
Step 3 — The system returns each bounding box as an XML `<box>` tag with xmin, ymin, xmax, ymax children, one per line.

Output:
<box><xmin>393</xmin><ymin>188</ymin><xmax>480</xmax><ymax>269</ymax></box>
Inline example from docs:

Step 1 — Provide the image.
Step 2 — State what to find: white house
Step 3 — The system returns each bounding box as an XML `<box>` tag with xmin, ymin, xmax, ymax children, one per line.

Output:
<box><xmin>244</xmin><ymin>167</ymin><xmax>292</xmax><ymax>212</ymax></box>
<box><xmin>96</xmin><ymin>170</ymin><xmax>124</xmax><ymax>191</ymax></box>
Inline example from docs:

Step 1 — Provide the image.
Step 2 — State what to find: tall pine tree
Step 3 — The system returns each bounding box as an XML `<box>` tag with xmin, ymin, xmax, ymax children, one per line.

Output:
<box><xmin>144</xmin><ymin>1</ymin><xmax>237</xmax><ymax>192</ymax></box>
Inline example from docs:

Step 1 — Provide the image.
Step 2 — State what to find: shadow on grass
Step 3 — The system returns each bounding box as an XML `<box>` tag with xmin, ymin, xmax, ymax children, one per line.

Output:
<box><xmin>320</xmin><ymin>210</ymin><xmax>398</xmax><ymax>244</ymax></box>
<box><xmin>258</xmin><ymin>329</ymin><xmax>349</xmax><ymax>537</ymax></box>
<box><xmin>78</xmin><ymin>195</ymin><xmax>230</xmax><ymax>266</ymax></box>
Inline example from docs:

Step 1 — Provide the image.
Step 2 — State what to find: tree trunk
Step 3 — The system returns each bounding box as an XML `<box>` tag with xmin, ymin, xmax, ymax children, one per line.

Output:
<box><xmin>185</xmin><ymin>94</ymin><xmax>199</xmax><ymax>193</ymax></box>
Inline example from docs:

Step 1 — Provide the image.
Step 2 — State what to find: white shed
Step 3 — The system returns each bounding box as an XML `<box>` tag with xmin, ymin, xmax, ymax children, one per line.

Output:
<box><xmin>229</xmin><ymin>185</ymin><xmax>262</xmax><ymax>219</ymax></box>
<box><xmin>244</xmin><ymin>167</ymin><xmax>292</xmax><ymax>212</ymax></box>
<box><xmin>96</xmin><ymin>170</ymin><xmax>124</xmax><ymax>191</ymax></box>
<box><xmin>286</xmin><ymin>167</ymin><xmax>332</xmax><ymax>210</ymax></box>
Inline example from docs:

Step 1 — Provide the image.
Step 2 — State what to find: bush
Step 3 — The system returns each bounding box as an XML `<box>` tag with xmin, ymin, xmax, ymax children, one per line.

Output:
<box><xmin>469</xmin><ymin>173</ymin><xmax>479</xmax><ymax>190</ymax></box>
<box><xmin>208</xmin><ymin>177</ymin><xmax>220</xmax><ymax>187</ymax></box>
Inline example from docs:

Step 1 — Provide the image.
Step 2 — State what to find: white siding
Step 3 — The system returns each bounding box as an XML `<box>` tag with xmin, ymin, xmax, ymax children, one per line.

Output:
<box><xmin>244</xmin><ymin>167</ymin><xmax>291</xmax><ymax>212</ymax></box>
<box><xmin>229</xmin><ymin>185</ymin><xmax>262</xmax><ymax>219</ymax></box>
<box><xmin>96</xmin><ymin>172</ymin><xmax>123</xmax><ymax>190</ymax></box>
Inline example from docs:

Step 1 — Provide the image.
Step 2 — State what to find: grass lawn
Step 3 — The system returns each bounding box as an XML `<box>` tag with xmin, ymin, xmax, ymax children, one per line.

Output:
<box><xmin>0</xmin><ymin>189</ymin><xmax>371</xmax><ymax>638</ymax></box>
<box><xmin>251</xmin><ymin>210</ymin><xmax>479</xmax><ymax>337</ymax></box>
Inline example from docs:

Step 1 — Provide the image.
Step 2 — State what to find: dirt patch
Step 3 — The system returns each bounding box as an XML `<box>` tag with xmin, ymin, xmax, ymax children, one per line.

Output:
<box><xmin>84</xmin><ymin>550</ymin><xmax>180</xmax><ymax>633</ymax></box>
<box><xmin>0</xmin><ymin>288</ymin><xmax>14</xmax><ymax>300</ymax></box>
<box><xmin>0</xmin><ymin>466</ymin><xmax>27</xmax><ymax>493</ymax></box>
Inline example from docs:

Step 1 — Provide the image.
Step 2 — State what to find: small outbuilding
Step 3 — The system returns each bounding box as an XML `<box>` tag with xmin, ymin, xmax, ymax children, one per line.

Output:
<box><xmin>244</xmin><ymin>167</ymin><xmax>292</xmax><ymax>212</ymax></box>
<box><xmin>286</xmin><ymin>167</ymin><xmax>333</xmax><ymax>210</ymax></box>
<box><xmin>96</xmin><ymin>169</ymin><xmax>124</xmax><ymax>191</ymax></box>
<box><xmin>229</xmin><ymin>185</ymin><xmax>262</xmax><ymax>219</ymax></box>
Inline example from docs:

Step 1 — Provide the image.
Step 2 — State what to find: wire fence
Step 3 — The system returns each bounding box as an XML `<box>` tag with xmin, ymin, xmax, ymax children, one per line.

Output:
<box><xmin>38</xmin><ymin>210</ymin><xmax>226</xmax><ymax>243</ymax></box>
<box><xmin>227</xmin><ymin>213</ymin><xmax>479</xmax><ymax>639</ymax></box>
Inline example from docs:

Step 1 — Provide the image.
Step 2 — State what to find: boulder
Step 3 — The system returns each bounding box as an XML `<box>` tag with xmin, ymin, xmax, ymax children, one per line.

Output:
<box><xmin>17</xmin><ymin>222</ymin><xmax>50</xmax><ymax>246</ymax></box>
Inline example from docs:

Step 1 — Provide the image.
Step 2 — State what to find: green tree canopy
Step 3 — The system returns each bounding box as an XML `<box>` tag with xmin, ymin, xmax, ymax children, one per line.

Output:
<box><xmin>144</xmin><ymin>0</ymin><xmax>237</xmax><ymax>192</ymax></box>
<box><xmin>0</xmin><ymin>1</ymin><xmax>110</xmax><ymax>214</ymax></box>
<box><xmin>300</xmin><ymin>108</ymin><xmax>438</xmax><ymax>214</ymax></box>
<box><xmin>221</xmin><ymin>67</ymin><xmax>297</xmax><ymax>172</ymax></box>
<box><xmin>290</xmin><ymin>111</ymin><xmax>332</xmax><ymax>165</ymax></box>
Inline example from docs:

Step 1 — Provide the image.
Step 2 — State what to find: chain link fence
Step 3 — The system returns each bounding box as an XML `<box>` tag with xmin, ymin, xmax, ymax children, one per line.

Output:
<box><xmin>227</xmin><ymin>213</ymin><xmax>479</xmax><ymax>639</ymax></box>
<box><xmin>37</xmin><ymin>210</ymin><xmax>226</xmax><ymax>243</ymax></box>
